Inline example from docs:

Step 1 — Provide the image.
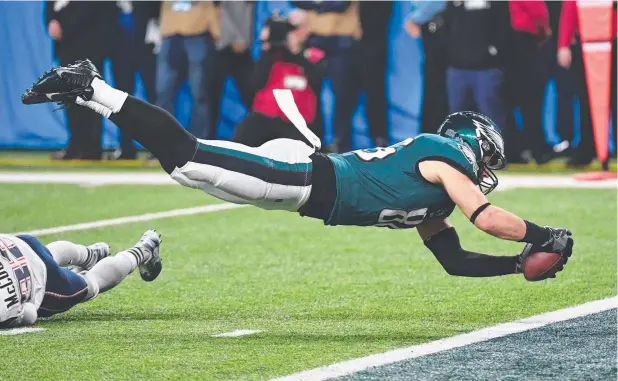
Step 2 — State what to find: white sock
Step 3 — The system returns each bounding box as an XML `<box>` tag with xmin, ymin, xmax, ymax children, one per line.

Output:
<box><xmin>75</xmin><ymin>98</ymin><xmax>113</xmax><ymax>118</ymax></box>
<box><xmin>82</xmin><ymin>248</ymin><xmax>152</xmax><ymax>300</ymax></box>
<box><xmin>46</xmin><ymin>241</ymin><xmax>93</xmax><ymax>268</ymax></box>
<box><xmin>90</xmin><ymin>77</ymin><xmax>128</xmax><ymax>113</ymax></box>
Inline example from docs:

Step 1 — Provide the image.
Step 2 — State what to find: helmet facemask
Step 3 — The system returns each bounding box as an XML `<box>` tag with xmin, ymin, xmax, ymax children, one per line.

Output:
<box><xmin>476</xmin><ymin>129</ymin><xmax>506</xmax><ymax>195</ymax></box>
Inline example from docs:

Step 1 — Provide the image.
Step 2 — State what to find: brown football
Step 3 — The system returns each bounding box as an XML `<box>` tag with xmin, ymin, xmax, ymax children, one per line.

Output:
<box><xmin>522</xmin><ymin>251</ymin><xmax>564</xmax><ymax>281</ymax></box>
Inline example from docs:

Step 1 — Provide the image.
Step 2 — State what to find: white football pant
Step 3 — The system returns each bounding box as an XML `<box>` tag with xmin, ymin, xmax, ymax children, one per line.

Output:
<box><xmin>170</xmin><ymin>138</ymin><xmax>316</xmax><ymax>212</ymax></box>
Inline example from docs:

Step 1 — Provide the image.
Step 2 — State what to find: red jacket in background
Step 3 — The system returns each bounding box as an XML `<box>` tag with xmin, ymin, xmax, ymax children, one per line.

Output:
<box><xmin>558</xmin><ymin>0</ymin><xmax>617</xmax><ymax>49</ymax></box>
<box><xmin>252</xmin><ymin>48</ymin><xmax>325</xmax><ymax>124</ymax></box>
<box><xmin>509</xmin><ymin>0</ymin><xmax>550</xmax><ymax>38</ymax></box>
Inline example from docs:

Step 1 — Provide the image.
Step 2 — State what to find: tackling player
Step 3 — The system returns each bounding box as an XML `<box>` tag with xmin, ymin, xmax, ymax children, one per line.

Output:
<box><xmin>0</xmin><ymin>230</ymin><xmax>161</xmax><ymax>328</ymax></box>
<box><xmin>22</xmin><ymin>60</ymin><xmax>573</xmax><ymax>280</ymax></box>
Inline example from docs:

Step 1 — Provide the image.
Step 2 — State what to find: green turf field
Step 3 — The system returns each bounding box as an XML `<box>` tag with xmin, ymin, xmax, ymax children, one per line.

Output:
<box><xmin>0</xmin><ymin>181</ymin><xmax>616</xmax><ymax>380</ymax></box>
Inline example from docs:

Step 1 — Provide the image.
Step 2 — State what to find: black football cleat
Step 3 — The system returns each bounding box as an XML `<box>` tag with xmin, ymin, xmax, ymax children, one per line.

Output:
<box><xmin>21</xmin><ymin>59</ymin><xmax>101</xmax><ymax>105</ymax></box>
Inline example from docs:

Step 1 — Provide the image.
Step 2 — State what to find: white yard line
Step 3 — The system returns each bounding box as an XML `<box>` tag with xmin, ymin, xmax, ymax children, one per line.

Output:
<box><xmin>1</xmin><ymin>172</ymin><xmax>613</xmax><ymax>237</ymax></box>
<box><xmin>270</xmin><ymin>297</ymin><xmax>617</xmax><ymax>381</ymax></box>
<box><xmin>14</xmin><ymin>203</ymin><xmax>248</xmax><ymax>237</ymax></box>
<box><xmin>498</xmin><ymin>175</ymin><xmax>617</xmax><ymax>190</ymax></box>
<box><xmin>212</xmin><ymin>329</ymin><xmax>263</xmax><ymax>338</ymax></box>
<box><xmin>0</xmin><ymin>327</ymin><xmax>45</xmax><ymax>336</ymax></box>
<box><xmin>0</xmin><ymin>172</ymin><xmax>177</xmax><ymax>186</ymax></box>
<box><xmin>0</xmin><ymin>172</ymin><xmax>615</xmax><ymax>189</ymax></box>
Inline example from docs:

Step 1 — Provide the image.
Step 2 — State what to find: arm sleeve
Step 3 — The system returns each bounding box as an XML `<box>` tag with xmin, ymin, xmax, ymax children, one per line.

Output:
<box><xmin>558</xmin><ymin>0</ymin><xmax>577</xmax><ymax>49</ymax></box>
<box><xmin>525</xmin><ymin>1</ymin><xmax>549</xmax><ymax>30</ymax></box>
<box><xmin>424</xmin><ymin>227</ymin><xmax>518</xmax><ymax>277</ymax></box>
<box><xmin>220</xmin><ymin>2</ymin><xmax>247</xmax><ymax>44</ymax></box>
<box><xmin>510</xmin><ymin>1</ymin><xmax>549</xmax><ymax>30</ymax></box>
<box><xmin>406</xmin><ymin>1</ymin><xmax>447</xmax><ymax>25</ymax></box>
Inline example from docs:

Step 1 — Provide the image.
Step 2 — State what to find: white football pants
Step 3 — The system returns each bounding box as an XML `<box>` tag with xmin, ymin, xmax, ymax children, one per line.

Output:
<box><xmin>170</xmin><ymin>138</ymin><xmax>316</xmax><ymax>212</ymax></box>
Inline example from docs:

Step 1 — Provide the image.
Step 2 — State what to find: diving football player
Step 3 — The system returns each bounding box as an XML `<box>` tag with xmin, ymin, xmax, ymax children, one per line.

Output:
<box><xmin>21</xmin><ymin>60</ymin><xmax>573</xmax><ymax>280</ymax></box>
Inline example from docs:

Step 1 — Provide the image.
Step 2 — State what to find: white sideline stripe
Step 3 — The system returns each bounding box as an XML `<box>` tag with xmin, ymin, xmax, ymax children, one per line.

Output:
<box><xmin>0</xmin><ymin>327</ymin><xmax>45</xmax><ymax>336</ymax></box>
<box><xmin>499</xmin><ymin>176</ymin><xmax>617</xmax><ymax>190</ymax></box>
<box><xmin>212</xmin><ymin>329</ymin><xmax>263</xmax><ymax>338</ymax></box>
<box><xmin>271</xmin><ymin>297</ymin><xmax>617</xmax><ymax>381</ymax></box>
<box><xmin>0</xmin><ymin>172</ymin><xmax>177</xmax><ymax>186</ymax></box>
<box><xmin>0</xmin><ymin>172</ymin><xmax>615</xmax><ymax>189</ymax></box>
<box><xmin>15</xmin><ymin>203</ymin><xmax>248</xmax><ymax>237</ymax></box>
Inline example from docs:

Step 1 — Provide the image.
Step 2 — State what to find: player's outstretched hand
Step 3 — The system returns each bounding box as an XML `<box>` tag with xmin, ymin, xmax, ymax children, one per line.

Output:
<box><xmin>542</xmin><ymin>227</ymin><xmax>574</xmax><ymax>263</ymax></box>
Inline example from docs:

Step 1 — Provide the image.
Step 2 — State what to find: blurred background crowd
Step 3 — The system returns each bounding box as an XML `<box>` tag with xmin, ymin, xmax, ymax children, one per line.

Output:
<box><xmin>0</xmin><ymin>1</ymin><xmax>616</xmax><ymax>168</ymax></box>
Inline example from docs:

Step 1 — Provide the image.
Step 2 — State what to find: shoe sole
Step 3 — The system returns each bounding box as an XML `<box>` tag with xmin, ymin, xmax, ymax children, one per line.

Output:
<box><xmin>22</xmin><ymin>87</ymin><xmax>93</xmax><ymax>105</ymax></box>
<box><xmin>138</xmin><ymin>231</ymin><xmax>162</xmax><ymax>282</ymax></box>
<box><xmin>140</xmin><ymin>260</ymin><xmax>162</xmax><ymax>282</ymax></box>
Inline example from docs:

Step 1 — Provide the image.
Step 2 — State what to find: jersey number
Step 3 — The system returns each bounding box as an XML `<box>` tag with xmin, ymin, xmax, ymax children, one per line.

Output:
<box><xmin>376</xmin><ymin>208</ymin><xmax>428</xmax><ymax>229</ymax></box>
<box><xmin>0</xmin><ymin>238</ymin><xmax>31</xmax><ymax>300</ymax></box>
<box><xmin>353</xmin><ymin>138</ymin><xmax>415</xmax><ymax>162</ymax></box>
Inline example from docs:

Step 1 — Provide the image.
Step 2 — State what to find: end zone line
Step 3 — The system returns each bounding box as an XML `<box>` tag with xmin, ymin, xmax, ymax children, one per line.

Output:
<box><xmin>0</xmin><ymin>327</ymin><xmax>45</xmax><ymax>336</ymax></box>
<box><xmin>271</xmin><ymin>297</ymin><xmax>617</xmax><ymax>381</ymax></box>
<box><xmin>14</xmin><ymin>203</ymin><xmax>248</xmax><ymax>237</ymax></box>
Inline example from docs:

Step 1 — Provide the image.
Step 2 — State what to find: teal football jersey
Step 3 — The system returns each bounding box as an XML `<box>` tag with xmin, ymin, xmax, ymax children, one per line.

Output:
<box><xmin>325</xmin><ymin>134</ymin><xmax>479</xmax><ymax>229</ymax></box>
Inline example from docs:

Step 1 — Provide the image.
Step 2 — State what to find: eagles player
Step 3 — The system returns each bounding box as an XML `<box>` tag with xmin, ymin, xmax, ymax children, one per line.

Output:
<box><xmin>22</xmin><ymin>60</ymin><xmax>573</xmax><ymax>280</ymax></box>
<box><xmin>0</xmin><ymin>230</ymin><xmax>161</xmax><ymax>328</ymax></box>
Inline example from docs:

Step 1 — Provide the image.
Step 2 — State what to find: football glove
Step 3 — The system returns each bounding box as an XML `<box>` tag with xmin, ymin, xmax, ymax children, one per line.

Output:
<box><xmin>515</xmin><ymin>243</ymin><xmax>566</xmax><ymax>279</ymax></box>
<box><xmin>540</xmin><ymin>227</ymin><xmax>574</xmax><ymax>263</ymax></box>
<box><xmin>515</xmin><ymin>229</ymin><xmax>574</xmax><ymax>278</ymax></box>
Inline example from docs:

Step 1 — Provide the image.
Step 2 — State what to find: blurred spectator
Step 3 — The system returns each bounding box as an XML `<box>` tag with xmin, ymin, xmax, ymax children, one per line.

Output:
<box><xmin>45</xmin><ymin>1</ymin><xmax>121</xmax><ymax>160</ymax></box>
<box><xmin>210</xmin><ymin>1</ymin><xmax>255</xmax><ymax>139</ymax></box>
<box><xmin>291</xmin><ymin>0</ymin><xmax>362</xmax><ymax>153</ymax></box>
<box><xmin>232</xmin><ymin>11</ymin><xmax>326</xmax><ymax>148</ymax></box>
<box><xmin>543</xmin><ymin>1</ymin><xmax>575</xmax><ymax>158</ymax></box>
<box><xmin>444</xmin><ymin>1</ymin><xmax>510</xmax><ymax>134</ymax></box>
<box><xmin>557</xmin><ymin>0</ymin><xmax>617</xmax><ymax>166</ymax></box>
<box><xmin>112</xmin><ymin>1</ymin><xmax>160</xmax><ymax>160</ymax></box>
<box><xmin>504</xmin><ymin>1</ymin><xmax>554</xmax><ymax>164</ymax></box>
<box><xmin>156</xmin><ymin>1</ymin><xmax>219</xmax><ymax>139</ymax></box>
<box><xmin>356</xmin><ymin>1</ymin><xmax>393</xmax><ymax>148</ymax></box>
<box><xmin>406</xmin><ymin>1</ymin><xmax>448</xmax><ymax>133</ymax></box>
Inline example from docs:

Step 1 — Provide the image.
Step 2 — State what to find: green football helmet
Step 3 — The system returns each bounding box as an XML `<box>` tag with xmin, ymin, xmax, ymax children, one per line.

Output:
<box><xmin>437</xmin><ymin>111</ymin><xmax>506</xmax><ymax>194</ymax></box>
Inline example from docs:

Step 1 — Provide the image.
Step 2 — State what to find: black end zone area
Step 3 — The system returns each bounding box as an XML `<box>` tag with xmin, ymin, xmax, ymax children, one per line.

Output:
<box><xmin>339</xmin><ymin>309</ymin><xmax>617</xmax><ymax>381</ymax></box>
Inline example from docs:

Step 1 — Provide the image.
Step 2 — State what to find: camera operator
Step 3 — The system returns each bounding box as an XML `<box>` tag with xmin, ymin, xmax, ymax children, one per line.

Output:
<box><xmin>231</xmin><ymin>11</ymin><xmax>326</xmax><ymax>148</ymax></box>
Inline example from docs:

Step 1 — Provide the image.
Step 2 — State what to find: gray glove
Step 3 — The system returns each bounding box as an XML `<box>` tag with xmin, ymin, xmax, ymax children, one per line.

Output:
<box><xmin>540</xmin><ymin>227</ymin><xmax>574</xmax><ymax>263</ymax></box>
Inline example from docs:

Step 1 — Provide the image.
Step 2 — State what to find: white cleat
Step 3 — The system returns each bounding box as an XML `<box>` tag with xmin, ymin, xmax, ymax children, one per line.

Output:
<box><xmin>136</xmin><ymin>230</ymin><xmax>162</xmax><ymax>282</ymax></box>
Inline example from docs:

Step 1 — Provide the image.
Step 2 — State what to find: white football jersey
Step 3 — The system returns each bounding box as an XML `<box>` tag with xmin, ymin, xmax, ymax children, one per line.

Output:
<box><xmin>0</xmin><ymin>235</ymin><xmax>47</xmax><ymax>327</ymax></box>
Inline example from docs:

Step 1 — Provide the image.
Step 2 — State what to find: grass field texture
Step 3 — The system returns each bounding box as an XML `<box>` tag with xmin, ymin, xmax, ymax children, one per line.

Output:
<box><xmin>0</xmin><ymin>182</ymin><xmax>615</xmax><ymax>380</ymax></box>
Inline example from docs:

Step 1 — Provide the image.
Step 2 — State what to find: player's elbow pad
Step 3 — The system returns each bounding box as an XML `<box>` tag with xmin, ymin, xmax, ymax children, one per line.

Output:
<box><xmin>423</xmin><ymin>227</ymin><xmax>466</xmax><ymax>276</ymax></box>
